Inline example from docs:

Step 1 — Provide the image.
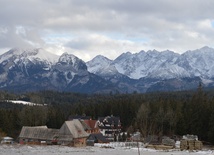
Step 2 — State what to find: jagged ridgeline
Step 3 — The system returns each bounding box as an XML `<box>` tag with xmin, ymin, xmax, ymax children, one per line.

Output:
<box><xmin>0</xmin><ymin>46</ymin><xmax>214</xmax><ymax>93</ymax></box>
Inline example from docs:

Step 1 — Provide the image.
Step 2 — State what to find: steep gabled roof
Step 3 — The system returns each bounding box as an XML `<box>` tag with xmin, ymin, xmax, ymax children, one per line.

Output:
<box><xmin>79</xmin><ymin>120</ymin><xmax>91</xmax><ymax>131</ymax></box>
<box><xmin>19</xmin><ymin>126</ymin><xmax>59</xmax><ymax>140</ymax></box>
<box><xmin>59</xmin><ymin>119</ymin><xmax>89</xmax><ymax>139</ymax></box>
<box><xmin>83</xmin><ymin>120</ymin><xmax>97</xmax><ymax>129</ymax></box>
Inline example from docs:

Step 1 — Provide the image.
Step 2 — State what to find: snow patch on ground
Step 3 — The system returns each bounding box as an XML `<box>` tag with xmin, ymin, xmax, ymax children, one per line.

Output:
<box><xmin>6</xmin><ymin>100</ymin><xmax>46</xmax><ymax>106</ymax></box>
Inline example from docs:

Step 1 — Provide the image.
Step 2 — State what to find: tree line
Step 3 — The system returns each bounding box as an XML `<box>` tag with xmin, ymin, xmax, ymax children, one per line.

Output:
<box><xmin>0</xmin><ymin>85</ymin><xmax>214</xmax><ymax>143</ymax></box>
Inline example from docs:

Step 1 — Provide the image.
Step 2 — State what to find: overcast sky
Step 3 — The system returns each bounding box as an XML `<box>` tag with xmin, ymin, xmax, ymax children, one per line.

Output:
<box><xmin>1</xmin><ymin>0</ymin><xmax>214</xmax><ymax>61</ymax></box>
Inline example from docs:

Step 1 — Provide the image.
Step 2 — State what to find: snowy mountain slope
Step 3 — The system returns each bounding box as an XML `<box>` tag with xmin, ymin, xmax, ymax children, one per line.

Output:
<box><xmin>0</xmin><ymin>48</ymin><xmax>113</xmax><ymax>93</ymax></box>
<box><xmin>49</xmin><ymin>53</ymin><xmax>90</xmax><ymax>89</ymax></box>
<box><xmin>177</xmin><ymin>46</ymin><xmax>214</xmax><ymax>78</ymax></box>
<box><xmin>85</xmin><ymin>46</ymin><xmax>214</xmax><ymax>92</ymax></box>
<box><xmin>0</xmin><ymin>47</ymin><xmax>214</xmax><ymax>93</ymax></box>
<box><xmin>87</xmin><ymin>46</ymin><xmax>214</xmax><ymax>81</ymax></box>
<box><xmin>86</xmin><ymin>55</ymin><xmax>113</xmax><ymax>75</ymax></box>
<box><xmin>87</xmin><ymin>49</ymin><xmax>186</xmax><ymax>79</ymax></box>
<box><xmin>0</xmin><ymin>48</ymin><xmax>60</xmax><ymax>88</ymax></box>
<box><xmin>86</xmin><ymin>54</ymin><xmax>140</xmax><ymax>93</ymax></box>
<box><xmin>0</xmin><ymin>48</ymin><xmax>59</xmax><ymax>78</ymax></box>
<box><xmin>0</xmin><ymin>48</ymin><xmax>59</xmax><ymax>64</ymax></box>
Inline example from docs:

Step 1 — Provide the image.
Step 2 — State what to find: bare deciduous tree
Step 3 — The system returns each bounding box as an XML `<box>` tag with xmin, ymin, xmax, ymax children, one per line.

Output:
<box><xmin>135</xmin><ymin>103</ymin><xmax>156</xmax><ymax>141</ymax></box>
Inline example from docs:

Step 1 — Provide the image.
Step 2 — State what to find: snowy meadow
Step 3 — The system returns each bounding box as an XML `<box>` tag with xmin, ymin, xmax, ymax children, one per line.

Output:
<box><xmin>0</xmin><ymin>143</ymin><xmax>213</xmax><ymax>155</ymax></box>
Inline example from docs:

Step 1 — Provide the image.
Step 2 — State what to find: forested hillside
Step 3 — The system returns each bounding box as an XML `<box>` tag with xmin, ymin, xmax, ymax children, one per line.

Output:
<box><xmin>1</xmin><ymin>85</ymin><xmax>214</xmax><ymax>143</ymax></box>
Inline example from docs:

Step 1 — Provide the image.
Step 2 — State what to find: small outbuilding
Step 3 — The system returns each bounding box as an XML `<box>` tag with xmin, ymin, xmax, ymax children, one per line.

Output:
<box><xmin>180</xmin><ymin>134</ymin><xmax>203</xmax><ymax>151</ymax></box>
<box><xmin>87</xmin><ymin>133</ymin><xmax>109</xmax><ymax>145</ymax></box>
<box><xmin>1</xmin><ymin>137</ymin><xmax>14</xmax><ymax>144</ymax></box>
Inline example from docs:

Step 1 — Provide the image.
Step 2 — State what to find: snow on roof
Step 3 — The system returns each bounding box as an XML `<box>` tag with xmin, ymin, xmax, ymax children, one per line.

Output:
<box><xmin>2</xmin><ymin>137</ymin><xmax>13</xmax><ymax>140</ymax></box>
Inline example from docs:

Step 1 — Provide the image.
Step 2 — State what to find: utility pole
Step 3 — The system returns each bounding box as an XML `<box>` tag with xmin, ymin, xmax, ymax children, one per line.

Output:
<box><xmin>137</xmin><ymin>140</ymin><xmax>140</xmax><ymax>155</ymax></box>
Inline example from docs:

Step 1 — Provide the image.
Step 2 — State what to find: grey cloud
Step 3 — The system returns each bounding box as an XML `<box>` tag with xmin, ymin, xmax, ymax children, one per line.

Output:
<box><xmin>65</xmin><ymin>37</ymin><xmax>91</xmax><ymax>50</ymax></box>
<box><xmin>0</xmin><ymin>26</ymin><xmax>29</xmax><ymax>48</ymax></box>
<box><xmin>1</xmin><ymin>1</ymin><xmax>212</xmax><ymax>31</ymax></box>
<box><xmin>0</xmin><ymin>26</ymin><xmax>44</xmax><ymax>48</ymax></box>
<box><xmin>0</xmin><ymin>0</ymin><xmax>214</xmax><ymax>59</ymax></box>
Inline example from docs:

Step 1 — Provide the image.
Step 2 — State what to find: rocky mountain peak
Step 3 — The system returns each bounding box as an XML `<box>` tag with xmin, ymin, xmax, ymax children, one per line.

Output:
<box><xmin>58</xmin><ymin>53</ymin><xmax>87</xmax><ymax>71</ymax></box>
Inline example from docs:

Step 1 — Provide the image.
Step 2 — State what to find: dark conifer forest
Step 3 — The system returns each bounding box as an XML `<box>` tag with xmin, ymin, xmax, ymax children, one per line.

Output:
<box><xmin>1</xmin><ymin>85</ymin><xmax>214</xmax><ymax>144</ymax></box>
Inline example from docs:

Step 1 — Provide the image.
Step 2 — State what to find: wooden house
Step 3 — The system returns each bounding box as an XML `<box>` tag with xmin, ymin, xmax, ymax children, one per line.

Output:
<box><xmin>18</xmin><ymin>126</ymin><xmax>59</xmax><ymax>145</ymax></box>
<box><xmin>96</xmin><ymin>116</ymin><xmax>122</xmax><ymax>141</ymax></box>
<box><xmin>69</xmin><ymin>116</ymin><xmax>109</xmax><ymax>144</ymax></box>
<box><xmin>58</xmin><ymin>119</ymin><xmax>89</xmax><ymax>147</ymax></box>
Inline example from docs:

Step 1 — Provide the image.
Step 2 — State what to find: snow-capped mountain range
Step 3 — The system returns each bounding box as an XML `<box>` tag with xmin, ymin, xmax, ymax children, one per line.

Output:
<box><xmin>87</xmin><ymin>46</ymin><xmax>214</xmax><ymax>80</ymax></box>
<box><xmin>0</xmin><ymin>46</ymin><xmax>214</xmax><ymax>93</ymax></box>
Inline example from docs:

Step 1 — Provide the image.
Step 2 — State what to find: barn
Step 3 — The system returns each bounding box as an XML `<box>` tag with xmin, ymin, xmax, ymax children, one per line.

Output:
<box><xmin>19</xmin><ymin>126</ymin><xmax>59</xmax><ymax>145</ymax></box>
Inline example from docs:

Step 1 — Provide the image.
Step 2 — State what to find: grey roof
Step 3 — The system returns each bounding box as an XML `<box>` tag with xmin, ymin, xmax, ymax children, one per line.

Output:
<box><xmin>59</xmin><ymin>119</ymin><xmax>89</xmax><ymax>139</ymax></box>
<box><xmin>19</xmin><ymin>126</ymin><xmax>59</xmax><ymax>141</ymax></box>
<box><xmin>68</xmin><ymin>115</ymin><xmax>92</xmax><ymax>120</ymax></box>
<box><xmin>88</xmin><ymin>133</ymin><xmax>109</xmax><ymax>143</ymax></box>
<box><xmin>97</xmin><ymin>116</ymin><xmax>121</xmax><ymax>129</ymax></box>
